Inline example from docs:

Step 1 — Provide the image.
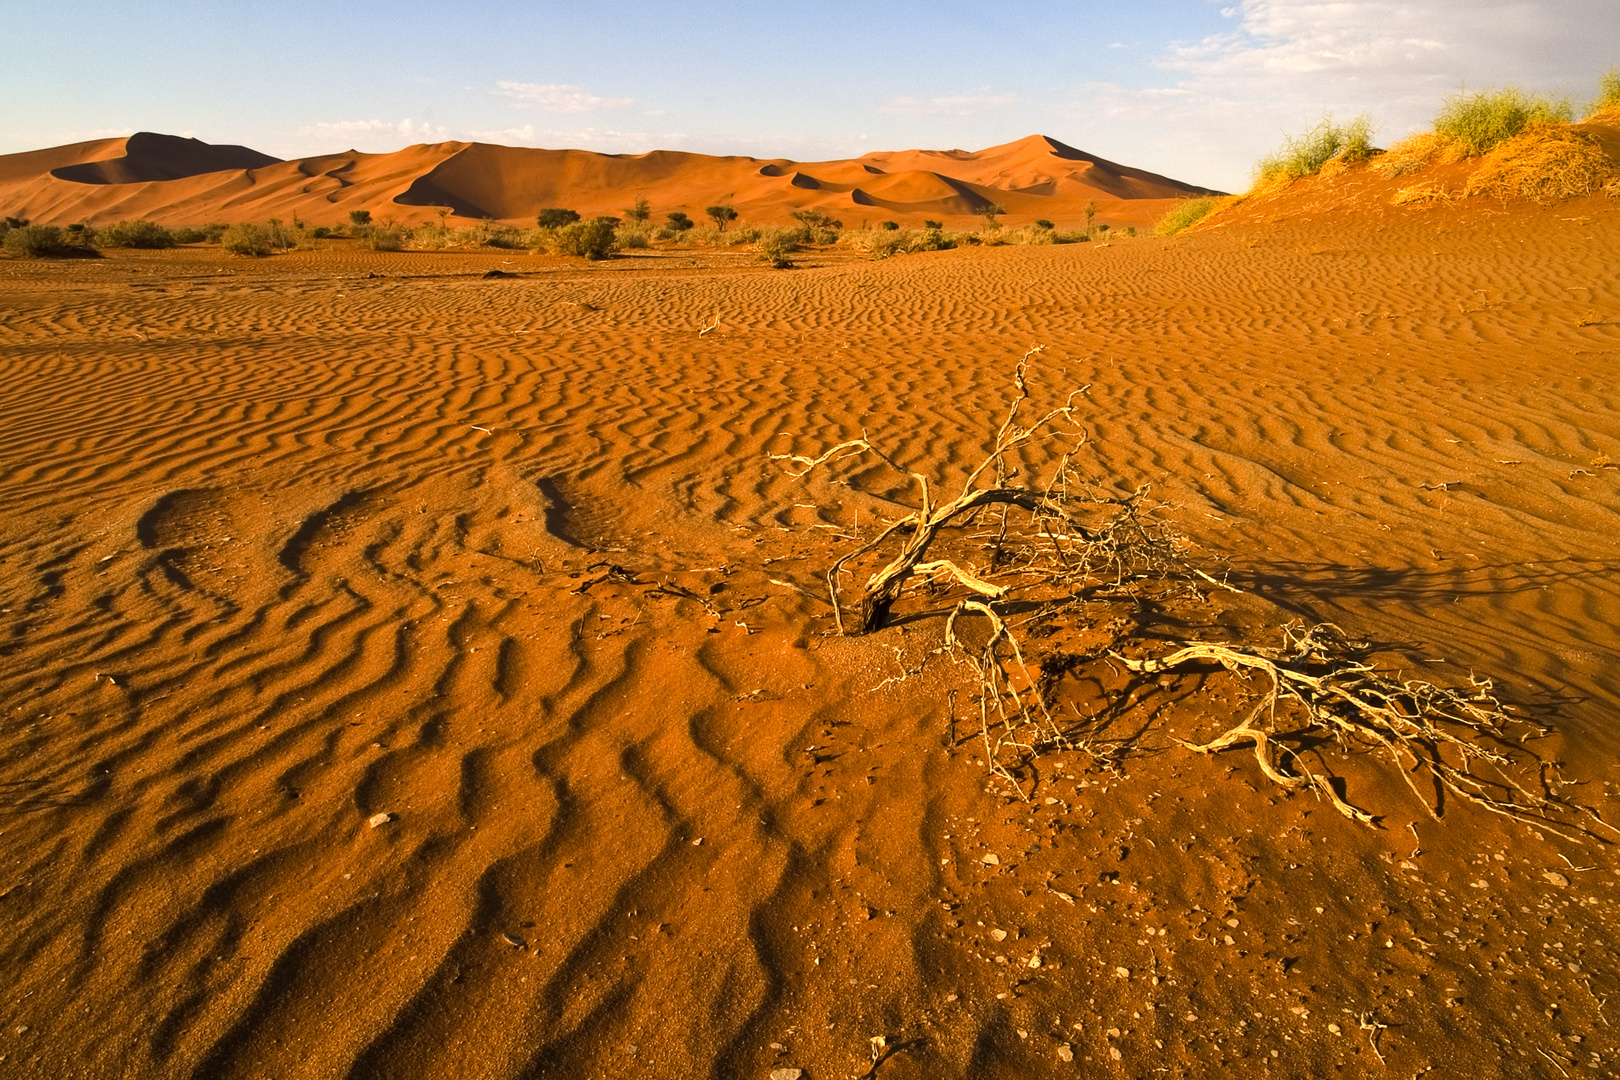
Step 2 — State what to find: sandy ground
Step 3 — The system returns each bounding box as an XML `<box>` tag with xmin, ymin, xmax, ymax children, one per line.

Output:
<box><xmin>1</xmin><ymin>197</ymin><xmax>1618</xmax><ymax>1080</ymax></box>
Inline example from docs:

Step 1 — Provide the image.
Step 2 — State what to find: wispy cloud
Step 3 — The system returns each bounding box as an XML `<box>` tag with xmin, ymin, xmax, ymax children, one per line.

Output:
<box><xmin>1049</xmin><ymin>0</ymin><xmax>1620</xmax><ymax>191</ymax></box>
<box><xmin>296</xmin><ymin>118</ymin><xmax>454</xmax><ymax>143</ymax></box>
<box><xmin>878</xmin><ymin>90</ymin><xmax>1018</xmax><ymax>116</ymax></box>
<box><xmin>494</xmin><ymin>81</ymin><xmax>635</xmax><ymax>112</ymax></box>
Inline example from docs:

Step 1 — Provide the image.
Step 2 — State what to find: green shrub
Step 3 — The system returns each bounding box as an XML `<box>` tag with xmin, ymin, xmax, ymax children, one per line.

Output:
<box><xmin>979</xmin><ymin>203</ymin><xmax>1005</xmax><ymax>226</ymax></box>
<box><xmin>4</xmin><ymin>224</ymin><xmax>98</xmax><ymax>258</ymax></box>
<box><xmin>1256</xmin><ymin>114</ymin><xmax>1376</xmax><ymax>182</ymax></box>
<box><xmin>368</xmin><ymin>226</ymin><xmax>408</xmax><ymax>251</ymax></box>
<box><xmin>880</xmin><ymin>220</ymin><xmax>900</xmax><ymax>230</ymax></box>
<box><xmin>310</xmin><ymin>226</ymin><xmax>333</xmax><ymax>240</ymax></box>
<box><xmin>482</xmin><ymin>224</ymin><xmax>526</xmax><ymax>249</ymax></box>
<box><xmin>1433</xmin><ymin>87</ymin><xmax>1572</xmax><ymax>157</ymax></box>
<box><xmin>665</xmin><ymin>211</ymin><xmax>695</xmax><ymax>232</ymax></box>
<box><xmin>1034</xmin><ymin>219</ymin><xmax>1054</xmax><ymax>229</ymax></box>
<box><xmin>1587</xmin><ymin>67</ymin><xmax>1620</xmax><ymax>117</ymax></box>
<box><xmin>348</xmin><ymin>209</ymin><xmax>372</xmax><ymax>226</ymax></box>
<box><xmin>1153</xmin><ymin>196</ymin><xmax>1221</xmax><ymax>236</ymax></box>
<box><xmin>624</xmin><ymin>196</ymin><xmax>651</xmax><ymax>223</ymax></box>
<box><xmin>221</xmin><ymin>223</ymin><xmax>274</xmax><ymax>256</ymax></box>
<box><xmin>755</xmin><ymin>226</ymin><xmax>799</xmax><ymax>268</ymax></box>
<box><xmin>787</xmin><ymin>208</ymin><xmax>841</xmax><ymax>244</ymax></box>
<box><xmin>682</xmin><ymin>224</ymin><xmax>760</xmax><ymax>247</ymax></box>
<box><xmin>706</xmin><ymin>205</ymin><xmax>738</xmax><ymax>231</ymax></box>
<box><xmin>97</xmin><ymin>219</ymin><xmax>175</xmax><ymax>249</ymax></box>
<box><xmin>542</xmin><ymin>217</ymin><xmax>619</xmax><ymax>259</ymax></box>
<box><xmin>615</xmin><ymin>221</ymin><xmax>654</xmax><ymax>249</ymax></box>
<box><xmin>537</xmin><ymin>208</ymin><xmax>580</xmax><ymax>229</ymax></box>
<box><xmin>190</xmin><ymin>224</ymin><xmax>227</xmax><ymax>243</ymax></box>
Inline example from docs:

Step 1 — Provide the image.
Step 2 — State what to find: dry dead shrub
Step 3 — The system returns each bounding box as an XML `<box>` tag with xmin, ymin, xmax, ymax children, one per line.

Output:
<box><xmin>781</xmin><ymin>351</ymin><xmax>1611</xmax><ymax>840</ymax></box>
<box><xmin>1390</xmin><ymin>184</ymin><xmax>1457</xmax><ymax>206</ymax></box>
<box><xmin>1463</xmin><ymin>122</ymin><xmax>1619</xmax><ymax>202</ymax></box>
<box><xmin>1371</xmin><ymin>131</ymin><xmax>1459</xmax><ymax>178</ymax></box>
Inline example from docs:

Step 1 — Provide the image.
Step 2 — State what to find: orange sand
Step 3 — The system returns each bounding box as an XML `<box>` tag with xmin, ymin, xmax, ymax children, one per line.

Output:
<box><xmin>0</xmin><ymin>132</ymin><xmax>1215</xmax><ymax>230</ymax></box>
<box><xmin>0</xmin><ymin>177</ymin><xmax>1618</xmax><ymax>1080</ymax></box>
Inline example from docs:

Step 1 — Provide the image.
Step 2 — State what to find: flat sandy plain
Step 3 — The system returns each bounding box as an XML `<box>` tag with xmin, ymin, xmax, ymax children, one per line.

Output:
<box><xmin>1</xmin><ymin>191</ymin><xmax>1619</xmax><ymax>1080</ymax></box>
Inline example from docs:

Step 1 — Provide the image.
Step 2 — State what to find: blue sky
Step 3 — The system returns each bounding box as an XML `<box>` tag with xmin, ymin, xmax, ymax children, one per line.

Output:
<box><xmin>4</xmin><ymin>0</ymin><xmax>1617</xmax><ymax>190</ymax></box>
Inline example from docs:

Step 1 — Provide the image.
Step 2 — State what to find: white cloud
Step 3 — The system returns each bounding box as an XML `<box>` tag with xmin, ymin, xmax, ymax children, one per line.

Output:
<box><xmin>494</xmin><ymin>81</ymin><xmax>635</xmax><ymax>112</ymax></box>
<box><xmin>296</xmin><ymin>118</ymin><xmax>455</xmax><ymax>144</ymax></box>
<box><xmin>878</xmin><ymin>90</ymin><xmax>1019</xmax><ymax>116</ymax></box>
<box><xmin>1049</xmin><ymin>0</ymin><xmax>1620</xmax><ymax>191</ymax></box>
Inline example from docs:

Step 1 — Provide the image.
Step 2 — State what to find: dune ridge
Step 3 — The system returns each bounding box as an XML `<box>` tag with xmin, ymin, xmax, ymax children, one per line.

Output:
<box><xmin>0</xmin><ymin>131</ymin><xmax>1218</xmax><ymax>229</ymax></box>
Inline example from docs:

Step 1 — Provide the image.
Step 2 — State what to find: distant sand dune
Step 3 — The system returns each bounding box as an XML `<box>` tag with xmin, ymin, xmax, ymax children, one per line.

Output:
<box><xmin>0</xmin><ymin>131</ymin><xmax>1219</xmax><ymax>228</ymax></box>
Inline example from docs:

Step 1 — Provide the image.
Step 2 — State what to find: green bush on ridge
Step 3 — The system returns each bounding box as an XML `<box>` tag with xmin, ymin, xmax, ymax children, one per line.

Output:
<box><xmin>97</xmin><ymin>219</ymin><xmax>175</xmax><ymax>249</ymax></box>
<box><xmin>1434</xmin><ymin>87</ymin><xmax>1573</xmax><ymax>157</ymax></box>
<box><xmin>1256</xmin><ymin>114</ymin><xmax>1375</xmax><ymax>182</ymax></box>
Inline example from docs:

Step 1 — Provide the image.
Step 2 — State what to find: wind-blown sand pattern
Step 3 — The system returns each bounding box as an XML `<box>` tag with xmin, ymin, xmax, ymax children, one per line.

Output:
<box><xmin>1</xmin><ymin>185</ymin><xmax>1618</xmax><ymax>1079</ymax></box>
<box><xmin>0</xmin><ymin>132</ymin><xmax>1214</xmax><ymax>229</ymax></box>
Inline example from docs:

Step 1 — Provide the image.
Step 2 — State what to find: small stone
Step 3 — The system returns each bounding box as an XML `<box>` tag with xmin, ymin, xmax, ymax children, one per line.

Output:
<box><xmin>1543</xmin><ymin>871</ymin><xmax>1570</xmax><ymax>887</ymax></box>
<box><xmin>1027</xmin><ymin>954</ymin><xmax>1042</xmax><ymax>969</ymax></box>
<box><xmin>1399</xmin><ymin>860</ymin><xmax>1419</xmax><ymax>871</ymax></box>
<box><xmin>368</xmin><ymin>812</ymin><xmax>392</xmax><ymax>828</ymax></box>
<box><xmin>981</xmin><ymin>853</ymin><xmax>1000</xmax><ymax>866</ymax></box>
<box><xmin>14</xmin><ymin>1025</ymin><xmax>28</xmax><ymax>1036</ymax></box>
<box><xmin>1327</xmin><ymin>1023</ymin><xmax>1341</xmax><ymax>1035</ymax></box>
<box><xmin>1109</xmin><ymin>1047</ymin><xmax>1122</xmax><ymax>1061</ymax></box>
<box><xmin>501</xmin><ymin>932</ymin><xmax>525</xmax><ymax>948</ymax></box>
<box><xmin>1224</xmin><ymin>918</ymin><xmax>1239</xmax><ymax>928</ymax></box>
<box><xmin>990</xmin><ymin>929</ymin><xmax>1008</xmax><ymax>941</ymax></box>
<box><xmin>693</xmin><ymin>837</ymin><xmax>704</xmax><ymax>846</ymax></box>
<box><xmin>1057</xmin><ymin>1043</ymin><xmax>1074</xmax><ymax>1063</ymax></box>
<box><xmin>769</xmin><ymin>1070</ymin><xmax>802</xmax><ymax>1080</ymax></box>
<box><xmin>1115</xmin><ymin>966</ymin><xmax>1130</xmax><ymax>979</ymax></box>
<box><xmin>1223</xmin><ymin>934</ymin><xmax>1235</xmax><ymax>946</ymax></box>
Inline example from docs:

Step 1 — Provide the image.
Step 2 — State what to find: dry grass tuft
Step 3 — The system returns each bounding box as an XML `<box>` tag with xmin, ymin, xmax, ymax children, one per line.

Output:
<box><xmin>1463</xmin><ymin>123</ymin><xmax>1618</xmax><ymax>202</ymax></box>
<box><xmin>1390</xmin><ymin>184</ymin><xmax>1457</xmax><ymax>206</ymax></box>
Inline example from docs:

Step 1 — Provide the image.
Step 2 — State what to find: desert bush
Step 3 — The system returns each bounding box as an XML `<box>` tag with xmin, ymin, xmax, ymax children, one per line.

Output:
<box><xmin>482</xmin><ymin>224</ymin><xmax>527</xmax><ymax>249</ymax></box>
<box><xmin>1153</xmin><ymin>196</ymin><xmax>1220</xmax><ymax>236</ymax></box>
<box><xmin>221</xmin><ymin>223</ymin><xmax>276</xmax><ymax>256</ymax></box>
<box><xmin>540</xmin><ymin>217</ymin><xmax>619</xmax><ymax>259</ymax></box>
<box><xmin>1588</xmin><ymin>67</ymin><xmax>1620</xmax><ymax>119</ymax></box>
<box><xmin>624</xmin><ymin>196</ymin><xmax>651</xmax><ymax>223</ymax></box>
<box><xmin>1433</xmin><ymin>87</ymin><xmax>1572</xmax><ymax>157</ymax></box>
<box><xmin>788</xmin><ymin>208</ymin><xmax>841</xmax><ymax>244</ymax></box>
<box><xmin>4</xmin><ymin>224</ymin><xmax>98</xmax><ymax>258</ymax></box>
<box><xmin>349</xmin><ymin>209</ymin><xmax>372</xmax><ymax>226</ymax></box>
<box><xmin>979</xmin><ymin>203</ymin><xmax>1005</xmax><ymax>226</ymax></box>
<box><xmin>923</xmin><ymin>219</ymin><xmax>942</xmax><ymax>229</ymax></box>
<box><xmin>368</xmin><ymin>225</ymin><xmax>408</xmax><ymax>251</ymax></box>
<box><xmin>309</xmin><ymin>226</ymin><xmax>333</xmax><ymax>240</ymax></box>
<box><xmin>880</xmin><ymin>220</ymin><xmax>899</xmax><ymax>230</ymax></box>
<box><xmin>844</xmin><ymin>227</ymin><xmax>961</xmax><ymax>259</ymax></box>
<box><xmin>97</xmin><ymin>219</ymin><xmax>176</xmax><ymax>249</ymax></box>
<box><xmin>683</xmin><ymin>224</ymin><xmax>761</xmax><ymax>247</ymax></box>
<box><xmin>1256</xmin><ymin>114</ymin><xmax>1375</xmax><ymax>183</ymax></box>
<box><xmin>665</xmin><ymin>211</ymin><xmax>695</xmax><ymax>232</ymax></box>
<box><xmin>706</xmin><ymin>204</ymin><xmax>738</xmax><ymax>231</ymax></box>
<box><xmin>537</xmin><ymin>208</ymin><xmax>580</xmax><ymax>229</ymax></box>
<box><xmin>615</xmin><ymin>220</ymin><xmax>655</xmax><ymax>249</ymax></box>
<box><xmin>1034</xmin><ymin>219</ymin><xmax>1054</xmax><ymax>229</ymax></box>
<box><xmin>1464</xmin><ymin>123</ymin><xmax>1618</xmax><ymax>202</ymax></box>
<box><xmin>754</xmin><ymin>226</ymin><xmax>801</xmax><ymax>268</ymax></box>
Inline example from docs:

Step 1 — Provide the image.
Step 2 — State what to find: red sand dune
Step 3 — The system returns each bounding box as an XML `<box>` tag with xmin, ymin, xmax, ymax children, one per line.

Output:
<box><xmin>0</xmin><ymin>131</ymin><xmax>1218</xmax><ymax>229</ymax></box>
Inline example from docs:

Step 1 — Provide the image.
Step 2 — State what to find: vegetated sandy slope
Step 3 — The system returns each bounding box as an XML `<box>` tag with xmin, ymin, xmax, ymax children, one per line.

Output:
<box><xmin>0</xmin><ymin>193</ymin><xmax>1617</xmax><ymax>1080</ymax></box>
<box><xmin>0</xmin><ymin>132</ymin><xmax>1215</xmax><ymax>231</ymax></box>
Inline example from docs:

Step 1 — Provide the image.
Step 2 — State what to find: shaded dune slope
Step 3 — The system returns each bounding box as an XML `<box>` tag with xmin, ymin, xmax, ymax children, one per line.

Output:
<box><xmin>0</xmin><ymin>195</ymin><xmax>1617</xmax><ymax>1079</ymax></box>
<box><xmin>0</xmin><ymin>131</ymin><xmax>1218</xmax><ymax>227</ymax></box>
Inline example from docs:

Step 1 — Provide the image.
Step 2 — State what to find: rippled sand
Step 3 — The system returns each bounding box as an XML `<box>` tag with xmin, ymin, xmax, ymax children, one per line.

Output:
<box><xmin>2</xmin><ymin>200</ymin><xmax>1618</xmax><ymax>1079</ymax></box>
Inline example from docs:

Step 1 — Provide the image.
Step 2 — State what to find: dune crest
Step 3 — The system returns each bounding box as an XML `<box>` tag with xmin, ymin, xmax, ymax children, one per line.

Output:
<box><xmin>0</xmin><ymin>131</ymin><xmax>1220</xmax><ymax>227</ymax></box>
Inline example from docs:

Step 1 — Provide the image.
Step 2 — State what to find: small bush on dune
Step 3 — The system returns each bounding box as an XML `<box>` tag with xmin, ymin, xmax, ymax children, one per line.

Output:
<box><xmin>706</xmin><ymin>205</ymin><xmax>738</xmax><ymax>231</ymax></box>
<box><xmin>1464</xmin><ymin>123</ymin><xmax>1618</xmax><ymax>202</ymax></box>
<box><xmin>349</xmin><ymin>210</ymin><xmax>372</xmax><ymax>227</ymax></box>
<box><xmin>1588</xmin><ymin>67</ymin><xmax>1620</xmax><ymax>119</ymax></box>
<box><xmin>1153</xmin><ymin>196</ymin><xmax>1221</xmax><ymax>236</ymax></box>
<box><xmin>665</xmin><ymin>211</ymin><xmax>694</xmax><ymax>232</ymax></box>
<box><xmin>683</xmin><ymin>224</ymin><xmax>761</xmax><ymax>247</ymax></box>
<box><xmin>482</xmin><ymin>224</ymin><xmax>526</xmax><ymax>249</ymax></box>
<box><xmin>4</xmin><ymin>224</ymin><xmax>99</xmax><ymax>258</ymax></box>
<box><xmin>97</xmin><ymin>219</ymin><xmax>175</xmax><ymax>249</ymax></box>
<box><xmin>1433</xmin><ymin>87</ymin><xmax>1572</xmax><ymax>157</ymax></box>
<box><xmin>367</xmin><ymin>225</ymin><xmax>408</xmax><ymax>251</ymax></box>
<box><xmin>1255</xmin><ymin>114</ymin><xmax>1375</xmax><ymax>184</ymax></box>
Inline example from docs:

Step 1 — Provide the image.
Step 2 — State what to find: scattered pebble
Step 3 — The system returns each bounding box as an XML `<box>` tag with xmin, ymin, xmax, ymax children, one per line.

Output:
<box><xmin>981</xmin><ymin>853</ymin><xmax>1000</xmax><ymax>866</ymax></box>
<box><xmin>1543</xmin><ymin>871</ymin><xmax>1570</xmax><ymax>887</ymax></box>
<box><xmin>769</xmin><ymin>1069</ymin><xmax>802</xmax><ymax>1080</ymax></box>
<box><xmin>1109</xmin><ymin>1046</ymin><xmax>1123</xmax><ymax>1061</ymax></box>
<box><xmin>501</xmin><ymin>933</ymin><xmax>525</xmax><ymax>948</ymax></box>
<box><xmin>14</xmin><ymin>1026</ymin><xmax>27</xmax><ymax>1036</ymax></box>
<box><xmin>1327</xmin><ymin>1023</ymin><xmax>1342</xmax><ymax>1035</ymax></box>
<box><xmin>367</xmin><ymin>812</ymin><xmax>392</xmax><ymax>828</ymax></box>
<box><xmin>693</xmin><ymin>837</ymin><xmax>704</xmax><ymax>846</ymax></box>
<box><xmin>990</xmin><ymin>929</ymin><xmax>1008</xmax><ymax>942</ymax></box>
<box><xmin>1057</xmin><ymin>1043</ymin><xmax>1073</xmax><ymax>1062</ymax></box>
<box><xmin>1115</xmin><ymin>967</ymin><xmax>1130</xmax><ymax>979</ymax></box>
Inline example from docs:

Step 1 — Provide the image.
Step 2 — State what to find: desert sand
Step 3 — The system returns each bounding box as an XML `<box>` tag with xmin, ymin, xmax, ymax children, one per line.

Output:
<box><xmin>0</xmin><ymin>132</ymin><xmax>1214</xmax><ymax>230</ymax></box>
<box><xmin>1</xmin><ymin>151</ymin><xmax>1618</xmax><ymax>1080</ymax></box>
